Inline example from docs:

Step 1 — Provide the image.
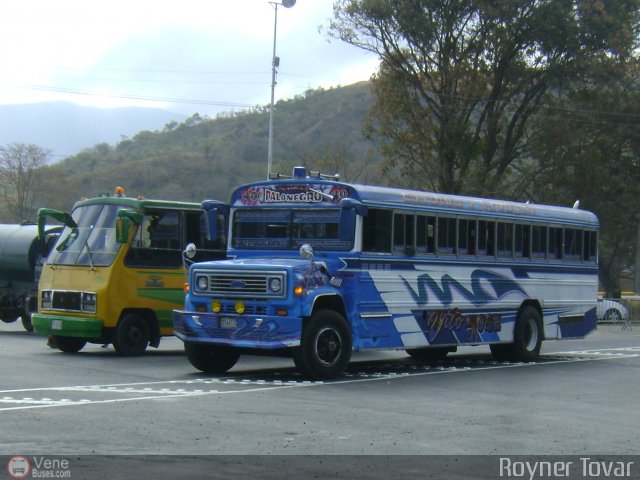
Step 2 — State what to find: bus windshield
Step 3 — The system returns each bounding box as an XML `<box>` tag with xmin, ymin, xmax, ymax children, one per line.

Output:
<box><xmin>47</xmin><ymin>204</ymin><xmax>126</xmax><ymax>267</ymax></box>
<box><xmin>232</xmin><ymin>208</ymin><xmax>352</xmax><ymax>251</ymax></box>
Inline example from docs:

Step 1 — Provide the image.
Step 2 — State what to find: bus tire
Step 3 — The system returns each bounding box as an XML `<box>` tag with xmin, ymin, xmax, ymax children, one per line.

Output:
<box><xmin>294</xmin><ymin>310</ymin><xmax>352</xmax><ymax>380</ymax></box>
<box><xmin>185</xmin><ymin>343</ymin><xmax>240</xmax><ymax>374</ymax></box>
<box><xmin>406</xmin><ymin>346</ymin><xmax>456</xmax><ymax>362</ymax></box>
<box><xmin>54</xmin><ymin>336</ymin><xmax>86</xmax><ymax>353</ymax></box>
<box><xmin>511</xmin><ymin>305</ymin><xmax>543</xmax><ymax>362</ymax></box>
<box><xmin>113</xmin><ymin>313</ymin><xmax>150</xmax><ymax>357</ymax></box>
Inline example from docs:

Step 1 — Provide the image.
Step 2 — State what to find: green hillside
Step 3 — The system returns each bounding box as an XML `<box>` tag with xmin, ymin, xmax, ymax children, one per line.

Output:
<box><xmin>33</xmin><ymin>82</ymin><xmax>383</xmax><ymax>212</ymax></box>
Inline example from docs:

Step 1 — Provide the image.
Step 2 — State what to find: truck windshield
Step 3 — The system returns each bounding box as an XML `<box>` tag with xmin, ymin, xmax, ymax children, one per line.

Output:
<box><xmin>47</xmin><ymin>204</ymin><xmax>126</xmax><ymax>267</ymax></box>
<box><xmin>232</xmin><ymin>208</ymin><xmax>352</xmax><ymax>251</ymax></box>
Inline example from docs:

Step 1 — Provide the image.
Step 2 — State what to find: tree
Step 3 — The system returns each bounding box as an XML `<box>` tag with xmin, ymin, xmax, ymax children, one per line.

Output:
<box><xmin>0</xmin><ymin>143</ymin><xmax>50</xmax><ymax>222</ymax></box>
<box><xmin>329</xmin><ymin>0</ymin><xmax>640</xmax><ymax>197</ymax></box>
<box><xmin>529</xmin><ymin>59</ymin><xmax>640</xmax><ymax>296</ymax></box>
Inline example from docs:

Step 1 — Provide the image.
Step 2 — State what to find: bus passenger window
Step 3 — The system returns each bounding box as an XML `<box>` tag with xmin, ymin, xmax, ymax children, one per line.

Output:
<box><xmin>363</xmin><ymin>209</ymin><xmax>392</xmax><ymax>253</ymax></box>
<box><xmin>497</xmin><ymin>222</ymin><xmax>513</xmax><ymax>257</ymax></box>
<box><xmin>564</xmin><ymin>229</ymin><xmax>582</xmax><ymax>260</ymax></box>
<box><xmin>548</xmin><ymin>227</ymin><xmax>562</xmax><ymax>259</ymax></box>
<box><xmin>416</xmin><ymin>216</ymin><xmax>436</xmax><ymax>254</ymax></box>
<box><xmin>437</xmin><ymin>217</ymin><xmax>456</xmax><ymax>254</ymax></box>
<box><xmin>393</xmin><ymin>213</ymin><xmax>415</xmax><ymax>255</ymax></box>
<box><xmin>531</xmin><ymin>226</ymin><xmax>547</xmax><ymax>258</ymax></box>
<box><xmin>584</xmin><ymin>231</ymin><xmax>597</xmax><ymax>262</ymax></box>
<box><xmin>514</xmin><ymin>224</ymin><xmax>530</xmax><ymax>258</ymax></box>
<box><xmin>478</xmin><ymin>220</ymin><xmax>495</xmax><ymax>256</ymax></box>
<box><xmin>458</xmin><ymin>219</ymin><xmax>476</xmax><ymax>255</ymax></box>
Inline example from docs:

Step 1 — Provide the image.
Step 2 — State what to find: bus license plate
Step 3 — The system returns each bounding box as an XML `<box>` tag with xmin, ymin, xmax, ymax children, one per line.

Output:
<box><xmin>52</xmin><ymin>319</ymin><xmax>62</xmax><ymax>330</ymax></box>
<box><xmin>219</xmin><ymin>317</ymin><xmax>237</xmax><ymax>329</ymax></box>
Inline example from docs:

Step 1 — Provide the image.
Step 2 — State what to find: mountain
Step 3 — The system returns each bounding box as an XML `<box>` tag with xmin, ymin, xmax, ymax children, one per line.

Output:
<box><xmin>25</xmin><ymin>82</ymin><xmax>384</xmax><ymax>215</ymax></box>
<box><xmin>0</xmin><ymin>102</ymin><xmax>187</xmax><ymax>159</ymax></box>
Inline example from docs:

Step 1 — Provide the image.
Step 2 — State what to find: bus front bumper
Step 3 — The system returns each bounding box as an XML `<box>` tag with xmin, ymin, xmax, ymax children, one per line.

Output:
<box><xmin>32</xmin><ymin>313</ymin><xmax>104</xmax><ymax>339</ymax></box>
<box><xmin>173</xmin><ymin>310</ymin><xmax>302</xmax><ymax>349</ymax></box>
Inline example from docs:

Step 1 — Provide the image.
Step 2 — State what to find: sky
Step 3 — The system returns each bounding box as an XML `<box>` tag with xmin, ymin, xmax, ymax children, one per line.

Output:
<box><xmin>0</xmin><ymin>0</ymin><xmax>380</xmax><ymax>117</ymax></box>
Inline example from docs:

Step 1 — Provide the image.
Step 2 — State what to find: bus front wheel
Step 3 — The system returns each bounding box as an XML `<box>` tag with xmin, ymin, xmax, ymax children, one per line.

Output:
<box><xmin>113</xmin><ymin>313</ymin><xmax>150</xmax><ymax>356</ymax></box>
<box><xmin>294</xmin><ymin>310</ymin><xmax>352</xmax><ymax>380</ymax></box>
<box><xmin>185</xmin><ymin>344</ymin><xmax>240</xmax><ymax>374</ymax></box>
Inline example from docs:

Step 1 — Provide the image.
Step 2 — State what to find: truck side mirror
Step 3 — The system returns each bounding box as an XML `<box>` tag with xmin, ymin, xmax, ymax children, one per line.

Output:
<box><xmin>339</xmin><ymin>198</ymin><xmax>367</xmax><ymax>242</ymax></box>
<box><xmin>116</xmin><ymin>210</ymin><xmax>143</xmax><ymax>244</ymax></box>
<box><xmin>37</xmin><ymin>208</ymin><xmax>77</xmax><ymax>240</ymax></box>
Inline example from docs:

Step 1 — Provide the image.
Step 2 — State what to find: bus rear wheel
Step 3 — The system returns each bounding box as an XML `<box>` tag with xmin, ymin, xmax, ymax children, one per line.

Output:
<box><xmin>54</xmin><ymin>336</ymin><xmax>86</xmax><ymax>353</ymax></box>
<box><xmin>185</xmin><ymin>344</ymin><xmax>240</xmax><ymax>374</ymax></box>
<box><xmin>512</xmin><ymin>306</ymin><xmax>543</xmax><ymax>362</ymax></box>
<box><xmin>294</xmin><ymin>310</ymin><xmax>352</xmax><ymax>380</ymax></box>
<box><xmin>113</xmin><ymin>313</ymin><xmax>150</xmax><ymax>356</ymax></box>
<box><xmin>493</xmin><ymin>306</ymin><xmax>542</xmax><ymax>362</ymax></box>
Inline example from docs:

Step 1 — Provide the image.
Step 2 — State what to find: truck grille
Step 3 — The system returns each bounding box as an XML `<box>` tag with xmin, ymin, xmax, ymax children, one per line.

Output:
<box><xmin>52</xmin><ymin>291</ymin><xmax>81</xmax><ymax>311</ymax></box>
<box><xmin>192</xmin><ymin>269</ymin><xmax>287</xmax><ymax>299</ymax></box>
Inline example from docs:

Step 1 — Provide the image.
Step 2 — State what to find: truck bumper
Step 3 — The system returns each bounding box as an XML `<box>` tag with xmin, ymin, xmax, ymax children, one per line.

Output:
<box><xmin>173</xmin><ymin>310</ymin><xmax>302</xmax><ymax>349</ymax></box>
<box><xmin>32</xmin><ymin>313</ymin><xmax>104</xmax><ymax>339</ymax></box>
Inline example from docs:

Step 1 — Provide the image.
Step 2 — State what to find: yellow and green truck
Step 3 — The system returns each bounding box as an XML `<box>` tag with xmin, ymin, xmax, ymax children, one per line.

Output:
<box><xmin>32</xmin><ymin>188</ymin><xmax>226</xmax><ymax>355</ymax></box>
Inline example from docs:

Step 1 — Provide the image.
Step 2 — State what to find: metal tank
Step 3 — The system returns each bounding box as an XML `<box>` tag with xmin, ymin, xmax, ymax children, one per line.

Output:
<box><xmin>0</xmin><ymin>224</ymin><xmax>60</xmax><ymax>331</ymax></box>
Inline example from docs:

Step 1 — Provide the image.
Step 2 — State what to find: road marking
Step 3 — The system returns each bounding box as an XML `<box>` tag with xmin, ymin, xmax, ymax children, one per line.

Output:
<box><xmin>0</xmin><ymin>349</ymin><xmax>638</xmax><ymax>412</ymax></box>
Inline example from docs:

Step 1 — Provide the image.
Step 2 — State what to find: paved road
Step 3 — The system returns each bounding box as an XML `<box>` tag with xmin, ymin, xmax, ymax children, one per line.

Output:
<box><xmin>0</xmin><ymin>321</ymin><xmax>638</xmax><ymax>478</ymax></box>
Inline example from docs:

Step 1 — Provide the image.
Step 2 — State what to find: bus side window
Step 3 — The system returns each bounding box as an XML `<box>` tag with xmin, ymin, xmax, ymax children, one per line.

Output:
<box><xmin>584</xmin><ymin>230</ymin><xmax>597</xmax><ymax>262</ymax></box>
<box><xmin>564</xmin><ymin>228</ymin><xmax>582</xmax><ymax>260</ymax></box>
<box><xmin>478</xmin><ymin>220</ymin><xmax>495</xmax><ymax>256</ymax></box>
<box><xmin>393</xmin><ymin>213</ymin><xmax>415</xmax><ymax>255</ymax></box>
<box><xmin>531</xmin><ymin>225</ymin><xmax>547</xmax><ymax>258</ymax></box>
<box><xmin>437</xmin><ymin>217</ymin><xmax>456</xmax><ymax>254</ymax></box>
<box><xmin>416</xmin><ymin>216</ymin><xmax>435</xmax><ymax>254</ymax></box>
<box><xmin>548</xmin><ymin>227</ymin><xmax>562</xmax><ymax>259</ymax></box>
<box><xmin>363</xmin><ymin>208</ymin><xmax>392</xmax><ymax>253</ymax></box>
<box><xmin>497</xmin><ymin>222</ymin><xmax>513</xmax><ymax>257</ymax></box>
<box><xmin>514</xmin><ymin>224</ymin><xmax>530</xmax><ymax>258</ymax></box>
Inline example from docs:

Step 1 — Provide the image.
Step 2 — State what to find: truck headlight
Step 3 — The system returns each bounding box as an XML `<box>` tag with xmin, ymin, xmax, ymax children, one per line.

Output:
<box><xmin>42</xmin><ymin>290</ymin><xmax>52</xmax><ymax>309</ymax></box>
<box><xmin>82</xmin><ymin>292</ymin><xmax>97</xmax><ymax>313</ymax></box>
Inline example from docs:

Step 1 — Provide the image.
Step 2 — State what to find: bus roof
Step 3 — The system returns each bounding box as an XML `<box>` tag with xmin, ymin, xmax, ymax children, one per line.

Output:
<box><xmin>231</xmin><ymin>175</ymin><xmax>598</xmax><ymax>228</ymax></box>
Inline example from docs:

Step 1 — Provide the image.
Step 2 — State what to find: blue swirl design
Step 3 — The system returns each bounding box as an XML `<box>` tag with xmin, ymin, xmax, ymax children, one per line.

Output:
<box><xmin>402</xmin><ymin>269</ymin><xmax>527</xmax><ymax>307</ymax></box>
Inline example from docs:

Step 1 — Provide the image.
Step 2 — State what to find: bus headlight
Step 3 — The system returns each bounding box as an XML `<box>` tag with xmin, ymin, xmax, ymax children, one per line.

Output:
<box><xmin>269</xmin><ymin>278</ymin><xmax>282</xmax><ymax>293</ymax></box>
<box><xmin>196</xmin><ymin>275</ymin><xmax>209</xmax><ymax>291</ymax></box>
<box><xmin>212</xmin><ymin>300</ymin><xmax>222</xmax><ymax>313</ymax></box>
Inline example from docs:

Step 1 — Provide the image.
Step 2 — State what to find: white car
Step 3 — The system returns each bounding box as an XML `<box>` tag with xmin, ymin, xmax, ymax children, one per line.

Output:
<box><xmin>597</xmin><ymin>299</ymin><xmax>629</xmax><ymax>322</ymax></box>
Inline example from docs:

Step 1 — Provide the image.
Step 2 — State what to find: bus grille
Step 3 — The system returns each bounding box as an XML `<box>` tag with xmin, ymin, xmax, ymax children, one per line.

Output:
<box><xmin>192</xmin><ymin>269</ymin><xmax>287</xmax><ymax>299</ymax></box>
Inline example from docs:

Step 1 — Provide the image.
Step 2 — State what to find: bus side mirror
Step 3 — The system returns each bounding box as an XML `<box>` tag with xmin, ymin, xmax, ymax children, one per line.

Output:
<box><xmin>339</xmin><ymin>198</ymin><xmax>367</xmax><ymax>242</ymax></box>
<box><xmin>202</xmin><ymin>200</ymin><xmax>229</xmax><ymax>242</ymax></box>
<box><xmin>116</xmin><ymin>210</ymin><xmax>143</xmax><ymax>243</ymax></box>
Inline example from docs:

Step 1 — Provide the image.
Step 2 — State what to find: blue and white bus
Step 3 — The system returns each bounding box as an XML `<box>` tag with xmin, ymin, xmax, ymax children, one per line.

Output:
<box><xmin>173</xmin><ymin>167</ymin><xmax>598</xmax><ymax>379</ymax></box>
